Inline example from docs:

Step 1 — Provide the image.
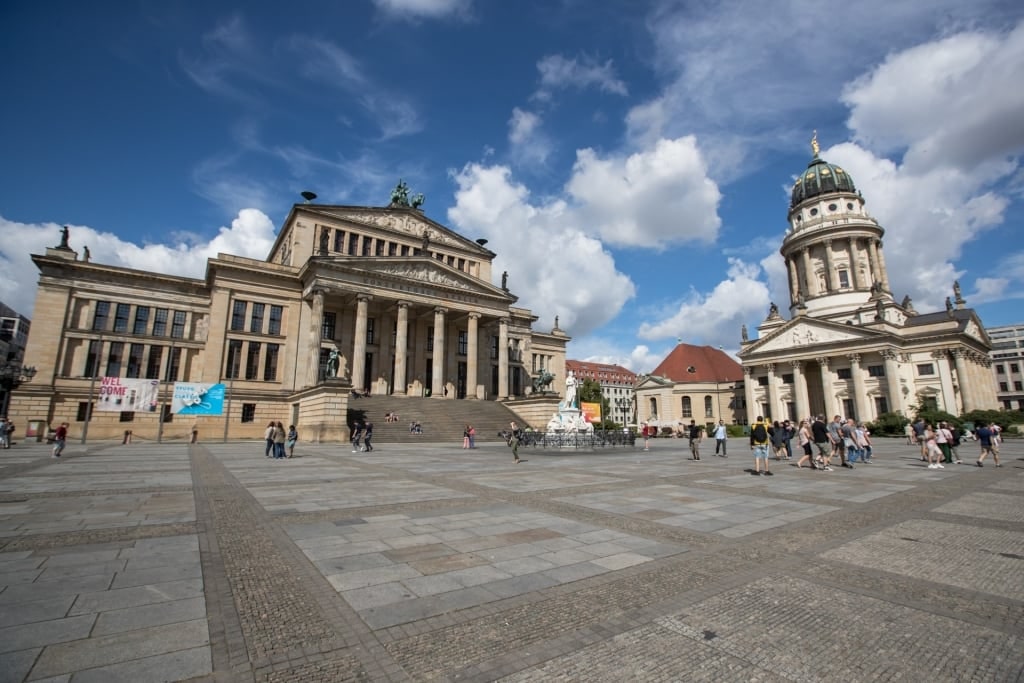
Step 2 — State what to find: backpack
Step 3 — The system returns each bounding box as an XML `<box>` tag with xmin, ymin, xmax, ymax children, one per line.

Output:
<box><xmin>751</xmin><ymin>422</ymin><xmax>768</xmax><ymax>444</ymax></box>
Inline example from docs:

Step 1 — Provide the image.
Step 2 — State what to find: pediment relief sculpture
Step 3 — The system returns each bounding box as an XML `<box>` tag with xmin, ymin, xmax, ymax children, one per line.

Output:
<box><xmin>325</xmin><ymin>211</ymin><xmax>460</xmax><ymax>248</ymax></box>
<box><xmin>373</xmin><ymin>263</ymin><xmax>472</xmax><ymax>290</ymax></box>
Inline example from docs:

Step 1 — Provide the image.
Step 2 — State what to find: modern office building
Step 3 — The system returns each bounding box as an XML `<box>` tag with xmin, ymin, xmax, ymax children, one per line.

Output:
<box><xmin>989</xmin><ymin>323</ymin><xmax>1024</xmax><ymax>411</ymax></box>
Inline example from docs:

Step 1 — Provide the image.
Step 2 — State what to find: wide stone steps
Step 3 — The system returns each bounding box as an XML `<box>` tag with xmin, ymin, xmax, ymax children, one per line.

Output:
<box><xmin>345</xmin><ymin>395</ymin><xmax>523</xmax><ymax>444</ymax></box>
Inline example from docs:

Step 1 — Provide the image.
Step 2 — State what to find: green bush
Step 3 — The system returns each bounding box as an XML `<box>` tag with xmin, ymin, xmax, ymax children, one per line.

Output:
<box><xmin>867</xmin><ymin>412</ymin><xmax>909</xmax><ymax>436</ymax></box>
<box><xmin>960</xmin><ymin>409</ymin><xmax>1023</xmax><ymax>432</ymax></box>
<box><xmin>727</xmin><ymin>424</ymin><xmax>747</xmax><ymax>438</ymax></box>
<box><xmin>911</xmin><ymin>408</ymin><xmax>961</xmax><ymax>430</ymax></box>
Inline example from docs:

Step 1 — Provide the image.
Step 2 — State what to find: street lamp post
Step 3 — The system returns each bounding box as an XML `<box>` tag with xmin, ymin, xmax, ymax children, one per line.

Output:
<box><xmin>0</xmin><ymin>361</ymin><xmax>38</xmax><ymax>416</ymax></box>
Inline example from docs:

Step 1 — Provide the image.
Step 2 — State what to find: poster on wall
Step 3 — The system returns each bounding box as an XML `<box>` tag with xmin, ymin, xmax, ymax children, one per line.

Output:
<box><xmin>171</xmin><ymin>382</ymin><xmax>226</xmax><ymax>415</ymax></box>
<box><xmin>580</xmin><ymin>402</ymin><xmax>601</xmax><ymax>423</ymax></box>
<box><xmin>96</xmin><ymin>377</ymin><xmax>161</xmax><ymax>412</ymax></box>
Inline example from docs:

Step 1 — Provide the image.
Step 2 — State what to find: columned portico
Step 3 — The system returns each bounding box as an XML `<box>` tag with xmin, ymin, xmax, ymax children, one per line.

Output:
<box><xmin>934</xmin><ymin>350</ymin><xmax>957</xmax><ymax>413</ymax></box>
<box><xmin>881</xmin><ymin>350</ymin><xmax>903</xmax><ymax>415</ymax></box>
<box><xmin>848</xmin><ymin>353</ymin><xmax>869</xmax><ymax>422</ymax></box>
<box><xmin>431</xmin><ymin>307</ymin><xmax>446</xmax><ymax>397</ymax></box>
<box><xmin>393</xmin><ymin>301</ymin><xmax>409</xmax><ymax>395</ymax></box>
<box><xmin>744</xmin><ymin>367</ymin><xmax>757</xmax><ymax>422</ymax></box>
<box><xmin>467</xmin><ymin>313</ymin><xmax>480</xmax><ymax>399</ymax></box>
<box><xmin>765</xmin><ymin>363</ymin><xmax>778</xmax><ymax>419</ymax></box>
<box><xmin>951</xmin><ymin>349</ymin><xmax>974</xmax><ymax>412</ymax></box>
<box><xmin>351</xmin><ymin>294</ymin><xmax>371</xmax><ymax>392</ymax></box>
<box><xmin>498</xmin><ymin>318</ymin><xmax>509</xmax><ymax>399</ymax></box>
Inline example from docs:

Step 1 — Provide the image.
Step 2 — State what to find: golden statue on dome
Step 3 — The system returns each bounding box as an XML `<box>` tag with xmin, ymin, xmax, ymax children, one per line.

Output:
<box><xmin>811</xmin><ymin>130</ymin><xmax>820</xmax><ymax>157</ymax></box>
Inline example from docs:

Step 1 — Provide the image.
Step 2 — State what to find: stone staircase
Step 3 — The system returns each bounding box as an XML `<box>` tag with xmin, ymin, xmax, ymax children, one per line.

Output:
<box><xmin>345</xmin><ymin>396</ymin><xmax>526</xmax><ymax>444</ymax></box>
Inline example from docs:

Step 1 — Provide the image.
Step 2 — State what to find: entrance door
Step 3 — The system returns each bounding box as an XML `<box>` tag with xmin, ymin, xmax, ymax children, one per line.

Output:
<box><xmin>457</xmin><ymin>362</ymin><xmax>467</xmax><ymax>399</ymax></box>
<box><xmin>363</xmin><ymin>353</ymin><xmax>373</xmax><ymax>395</ymax></box>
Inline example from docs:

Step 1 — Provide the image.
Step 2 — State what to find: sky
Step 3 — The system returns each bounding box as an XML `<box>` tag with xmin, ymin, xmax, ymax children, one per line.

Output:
<box><xmin>2</xmin><ymin>0</ymin><xmax>1023</xmax><ymax>374</ymax></box>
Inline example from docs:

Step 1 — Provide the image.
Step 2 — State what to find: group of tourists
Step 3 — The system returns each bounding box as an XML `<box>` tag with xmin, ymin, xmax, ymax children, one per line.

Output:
<box><xmin>350</xmin><ymin>420</ymin><xmax>374</xmax><ymax>452</ymax></box>
<box><xmin>909</xmin><ymin>417</ymin><xmax>1002</xmax><ymax>468</ymax></box>
<box><xmin>462</xmin><ymin>424</ymin><xmax>477</xmax><ymax>449</ymax></box>
<box><xmin>263</xmin><ymin>421</ymin><xmax>298</xmax><ymax>459</ymax></box>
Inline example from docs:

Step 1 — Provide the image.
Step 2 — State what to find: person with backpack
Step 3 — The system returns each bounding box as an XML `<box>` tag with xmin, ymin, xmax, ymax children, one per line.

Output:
<box><xmin>749</xmin><ymin>416</ymin><xmax>773</xmax><ymax>476</ymax></box>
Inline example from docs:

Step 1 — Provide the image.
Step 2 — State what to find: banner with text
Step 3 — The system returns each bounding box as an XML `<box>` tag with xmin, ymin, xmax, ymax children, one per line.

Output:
<box><xmin>96</xmin><ymin>377</ymin><xmax>161</xmax><ymax>412</ymax></box>
<box><xmin>580</xmin><ymin>401</ymin><xmax>601</xmax><ymax>423</ymax></box>
<box><xmin>172</xmin><ymin>383</ymin><xmax>226</xmax><ymax>415</ymax></box>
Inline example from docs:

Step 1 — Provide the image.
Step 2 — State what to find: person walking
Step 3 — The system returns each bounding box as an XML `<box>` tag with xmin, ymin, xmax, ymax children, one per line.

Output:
<box><xmin>463</xmin><ymin>425</ymin><xmax>471</xmax><ymax>449</ymax></box>
<box><xmin>975</xmin><ymin>422</ymin><xmax>1001</xmax><ymax>467</ymax></box>
<box><xmin>687</xmin><ymin>420</ymin><xmax>703</xmax><ymax>460</ymax></box>
<box><xmin>468</xmin><ymin>425</ymin><xmax>476</xmax><ymax>449</ymax></box>
<box><xmin>508</xmin><ymin>421</ymin><xmax>524</xmax><ymax>464</ymax></box>
<box><xmin>771</xmin><ymin>420</ymin><xmax>787</xmax><ymax>460</ymax></box>
<box><xmin>795</xmin><ymin>419</ymin><xmax>816</xmax><ymax>469</ymax></box>
<box><xmin>264</xmin><ymin>421</ymin><xmax>276</xmax><ymax>457</ymax></box>
<box><xmin>811</xmin><ymin>415</ymin><xmax>833</xmax><ymax>471</ymax></box>
<box><xmin>713</xmin><ymin>420</ymin><xmax>728</xmax><ymax>457</ymax></box>
<box><xmin>923</xmin><ymin>423</ymin><xmax>945</xmax><ymax>470</ymax></box>
<box><xmin>0</xmin><ymin>417</ymin><xmax>11</xmax><ymax>449</ymax></box>
<box><xmin>749</xmin><ymin>416</ymin><xmax>773</xmax><ymax>476</ymax></box>
<box><xmin>286</xmin><ymin>424</ymin><xmax>298</xmax><ymax>458</ymax></box>
<box><xmin>52</xmin><ymin>422</ymin><xmax>69</xmax><ymax>458</ymax></box>
<box><xmin>936</xmin><ymin>421</ymin><xmax>954</xmax><ymax>464</ymax></box>
<box><xmin>351</xmin><ymin>421</ymin><xmax>364</xmax><ymax>452</ymax></box>
<box><xmin>363</xmin><ymin>421</ymin><xmax>374</xmax><ymax>452</ymax></box>
<box><xmin>641</xmin><ymin>422</ymin><xmax>651</xmax><ymax>451</ymax></box>
<box><xmin>273</xmin><ymin>421</ymin><xmax>286</xmax><ymax>459</ymax></box>
<box><xmin>829</xmin><ymin>415</ymin><xmax>850</xmax><ymax>468</ymax></box>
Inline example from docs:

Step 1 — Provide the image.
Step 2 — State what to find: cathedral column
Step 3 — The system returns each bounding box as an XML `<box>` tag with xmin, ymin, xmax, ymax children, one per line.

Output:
<box><xmin>791</xmin><ymin>360</ymin><xmax>810</xmax><ymax>422</ymax></box>
<box><xmin>786</xmin><ymin>257</ymin><xmax>799</xmax><ymax>304</ymax></box>
<box><xmin>933</xmin><ymin>350</ymin><xmax>957</xmax><ymax>413</ymax></box>
<box><xmin>431</xmin><ymin>307</ymin><xmax>446</xmax><ymax>398</ymax></box>
<box><xmin>467</xmin><ymin>313</ymin><xmax>480</xmax><ymax>399</ymax></box>
<box><xmin>868</xmin><ymin>240</ymin><xmax>882</xmax><ymax>287</ymax></box>
<box><xmin>801</xmin><ymin>248</ymin><xmax>817</xmax><ymax>297</ymax></box>
<box><xmin>951</xmin><ymin>349</ymin><xmax>974</xmax><ymax>412</ymax></box>
<box><xmin>881</xmin><ymin>350</ymin><xmax>904</xmax><ymax>415</ymax></box>
<box><xmin>875</xmin><ymin>239</ymin><xmax>891</xmax><ymax>291</ymax></box>
<box><xmin>848</xmin><ymin>238</ymin><xmax>862</xmax><ymax>289</ymax></box>
<box><xmin>848</xmin><ymin>353</ymin><xmax>870</xmax><ymax>422</ymax></box>
<box><xmin>823</xmin><ymin>240</ymin><xmax>838</xmax><ymax>292</ymax></box>
<box><xmin>306</xmin><ymin>288</ymin><xmax>325</xmax><ymax>387</ymax></box>
<box><xmin>393</xmin><ymin>301</ymin><xmax>409</xmax><ymax>395</ymax></box>
<box><xmin>743</xmin><ymin>366</ymin><xmax>757</xmax><ymax>424</ymax></box>
<box><xmin>818</xmin><ymin>357</ymin><xmax>837</xmax><ymax>419</ymax></box>
<box><xmin>351</xmin><ymin>295</ymin><xmax>370</xmax><ymax>391</ymax></box>
<box><xmin>765</xmin><ymin>363</ymin><xmax>778</xmax><ymax>420</ymax></box>
<box><xmin>498</xmin><ymin>318</ymin><xmax>510</xmax><ymax>399</ymax></box>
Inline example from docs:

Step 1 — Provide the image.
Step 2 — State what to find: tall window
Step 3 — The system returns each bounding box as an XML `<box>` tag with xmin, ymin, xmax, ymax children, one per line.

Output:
<box><xmin>268</xmin><ymin>305</ymin><xmax>283</xmax><ymax>335</ymax></box>
<box><xmin>838</xmin><ymin>269</ymin><xmax>850</xmax><ymax>288</ymax></box>
<box><xmin>126</xmin><ymin>344</ymin><xmax>144</xmax><ymax>378</ymax></box>
<box><xmin>171</xmin><ymin>311</ymin><xmax>186</xmax><ymax>339</ymax></box>
<box><xmin>132</xmin><ymin>306</ymin><xmax>150</xmax><ymax>335</ymax></box>
<box><xmin>322</xmin><ymin>312</ymin><xmax>336</xmax><ymax>340</ymax></box>
<box><xmin>366</xmin><ymin>318</ymin><xmax>375</xmax><ymax>344</ymax></box>
<box><xmin>114</xmin><ymin>303</ymin><xmax>131</xmax><ymax>333</ymax></box>
<box><xmin>241</xmin><ymin>403</ymin><xmax>256</xmax><ymax>423</ymax></box>
<box><xmin>153</xmin><ymin>308</ymin><xmax>168</xmax><ymax>336</ymax></box>
<box><xmin>875</xmin><ymin>396</ymin><xmax>889</xmax><ymax>415</ymax></box>
<box><xmin>245</xmin><ymin>342</ymin><xmax>261</xmax><ymax>380</ymax></box>
<box><xmin>146</xmin><ymin>347</ymin><xmax>163</xmax><ymax>379</ymax></box>
<box><xmin>705</xmin><ymin>395</ymin><xmax>714</xmax><ymax>417</ymax></box>
<box><xmin>85</xmin><ymin>339</ymin><xmax>102</xmax><ymax>377</ymax></box>
<box><xmin>225</xmin><ymin>340</ymin><xmax>242</xmax><ymax>379</ymax></box>
<box><xmin>348</xmin><ymin>234</ymin><xmax>358</xmax><ymax>255</ymax></box>
<box><xmin>93</xmin><ymin>301</ymin><xmax>110</xmax><ymax>331</ymax></box>
<box><xmin>264</xmin><ymin>344</ymin><xmax>279</xmax><ymax>381</ymax></box>
<box><xmin>428</xmin><ymin>327</ymin><xmax>435</xmax><ymax>352</ymax></box>
<box><xmin>250</xmin><ymin>303</ymin><xmax>265</xmax><ymax>334</ymax></box>
<box><xmin>106</xmin><ymin>342</ymin><xmax>124</xmax><ymax>376</ymax></box>
<box><xmin>230</xmin><ymin>301</ymin><xmax>247</xmax><ymax>331</ymax></box>
<box><xmin>868</xmin><ymin>365</ymin><xmax>885</xmax><ymax>377</ymax></box>
<box><xmin>167</xmin><ymin>347</ymin><xmax>182</xmax><ymax>381</ymax></box>
<box><xmin>842</xmin><ymin>398</ymin><xmax>856</xmax><ymax>421</ymax></box>
<box><xmin>458</xmin><ymin>330</ymin><xmax>468</xmax><ymax>355</ymax></box>
<box><xmin>682</xmin><ymin>396</ymin><xmax>692</xmax><ymax>418</ymax></box>
<box><xmin>996</xmin><ymin>365</ymin><xmax>1006</xmax><ymax>374</ymax></box>
<box><xmin>489</xmin><ymin>334</ymin><xmax>497</xmax><ymax>359</ymax></box>
<box><xmin>333</xmin><ymin>230</ymin><xmax>346</xmax><ymax>252</ymax></box>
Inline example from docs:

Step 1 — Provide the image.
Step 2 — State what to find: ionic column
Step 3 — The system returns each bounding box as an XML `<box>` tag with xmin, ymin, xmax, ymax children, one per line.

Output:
<box><xmin>951</xmin><ymin>349</ymin><xmax>974</xmax><ymax>412</ymax></box>
<box><xmin>791</xmin><ymin>360</ymin><xmax>810</xmax><ymax>422</ymax></box>
<box><xmin>431</xmin><ymin>307</ymin><xmax>446</xmax><ymax>398</ymax></box>
<box><xmin>848</xmin><ymin>238</ymin><xmax>862</xmax><ymax>289</ymax></box>
<box><xmin>765</xmin><ymin>363</ymin><xmax>778</xmax><ymax>420</ymax></box>
<box><xmin>498</xmin><ymin>318</ymin><xmax>509</xmax><ymax>399</ymax></box>
<box><xmin>306</xmin><ymin>288</ymin><xmax>325</xmax><ymax>387</ymax></box>
<box><xmin>823</xmin><ymin>240</ymin><xmax>838</xmax><ymax>292</ymax></box>
<box><xmin>933</xmin><ymin>350</ymin><xmax>957</xmax><ymax>413</ymax></box>
<box><xmin>351</xmin><ymin>295</ymin><xmax>370</xmax><ymax>391</ymax></box>
<box><xmin>467</xmin><ymin>313</ymin><xmax>480</xmax><ymax>399</ymax></box>
<box><xmin>818</xmin><ymin>357</ymin><xmax>837</xmax><ymax>419</ymax></box>
<box><xmin>881</xmin><ymin>350</ymin><xmax>903</xmax><ymax>415</ymax></box>
<box><xmin>848</xmin><ymin>353</ymin><xmax>870</xmax><ymax>422</ymax></box>
<box><xmin>743</xmin><ymin>366</ymin><xmax>757</xmax><ymax>424</ymax></box>
<box><xmin>787</xmin><ymin>257</ymin><xmax>799</xmax><ymax>304</ymax></box>
<box><xmin>393</xmin><ymin>301</ymin><xmax>409</xmax><ymax>395</ymax></box>
<box><xmin>801</xmin><ymin>248</ymin><xmax>817</xmax><ymax>296</ymax></box>
<box><xmin>875</xmin><ymin>239</ymin><xmax>891</xmax><ymax>291</ymax></box>
<box><xmin>868</xmin><ymin>240</ymin><xmax>882</xmax><ymax>287</ymax></box>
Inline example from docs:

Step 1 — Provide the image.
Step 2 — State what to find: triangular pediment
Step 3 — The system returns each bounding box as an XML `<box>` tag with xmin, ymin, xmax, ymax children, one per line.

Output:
<box><xmin>312</xmin><ymin>207</ymin><xmax>486</xmax><ymax>254</ymax></box>
<box><xmin>742</xmin><ymin>318</ymin><xmax>888</xmax><ymax>356</ymax></box>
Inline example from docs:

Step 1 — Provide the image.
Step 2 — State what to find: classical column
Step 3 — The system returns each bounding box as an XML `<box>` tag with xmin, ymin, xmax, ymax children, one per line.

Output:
<box><xmin>881</xmin><ymin>350</ymin><xmax>903</xmax><ymax>415</ymax></box>
<box><xmin>393</xmin><ymin>301</ymin><xmax>409</xmax><ymax>395</ymax></box>
<box><xmin>951</xmin><ymin>349</ymin><xmax>974</xmax><ymax>412</ymax></box>
<box><xmin>848</xmin><ymin>353</ymin><xmax>870</xmax><ymax>422</ymax></box>
<box><xmin>351</xmin><ymin>295</ymin><xmax>370</xmax><ymax>392</ymax></box>
<box><xmin>933</xmin><ymin>350</ymin><xmax>957</xmax><ymax>413</ymax></box>
<box><xmin>467</xmin><ymin>313</ymin><xmax>480</xmax><ymax>399</ymax></box>
<box><xmin>498</xmin><ymin>317</ymin><xmax>509</xmax><ymax>399</ymax></box>
<box><xmin>786</xmin><ymin>257</ymin><xmax>799</xmax><ymax>304</ymax></box>
<box><xmin>867</xmin><ymin>239</ymin><xmax>882</xmax><ymax>287</ymax></box>
<box><xmin>431</xmin><ymin>307</ymin><xmax>446</xmax><ymax>398</ymax></box>
<box><xmin>818</xmin><ymin>357</ymin><xmax>836</xmax><ymax>419</ymax></box>
<box><xmin>306</xmin><ymin>289</ymin><xmax>325</xmax><ymax>387</ymax></box>
<box><xmin>823</xmin><ymin>240</ymin><xmax>838</xmax><ymax>292</ymax></box>
<box><xmin>764</xmin><ymin>363</ymin><xmax>778</xmax><ymax>420</ymax></box>
<box><xmin>848</xmin><ymin>238</ymin><xmax>862</xmax><ymax>289</ymax></box>
<box><xmin>801</xmin><ymin>248</ymin><xmax>817</xmax><ymax>297</ymax></box>
<box><xmin>875</xmin><ymin>239</ymin><xmax>891</xmax><ymax>291</ymax></box>
<box><xmin>791</xmin><ymin>360</ymin><xmax>810</xmax><ymax>422</ymax></box>
<box><xmin>743</xmin><ymin>366</ymin><xmax>757</xmax><ymax>424</ymax></box>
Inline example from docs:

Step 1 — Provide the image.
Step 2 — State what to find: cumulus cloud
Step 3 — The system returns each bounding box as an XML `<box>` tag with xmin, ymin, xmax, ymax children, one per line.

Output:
<box><xmin>565</xmin><ymin>136</ymin><xmax>722</xmax><ymax>248</ymax></box>
<box><xmin>567</xmin><ymin>342</ymin><xmax>672</xmax><ymax>375</ymax></box>
<box><xmin>533</xmin><ymin>54</ymin><xmax>628</xmax><ymax>102</ymax></box>
<box><xmin>447</xmin><ymin>163</ymin><xmax>635</xmax><ymax>337</ymax></box>
<box><xmin>371</xmin><ymin>0</ymin><xmax>474</xmax><ymax>20</ymax></box>
<box><xmin>0</xmin><ymin>210</ymin><xmax>277</xmax><ymax>319</ymax></box>
<box><xmin>508</xmin><ymin>108</ymin><xmax>551</xmax><ymax>167</ymax></box>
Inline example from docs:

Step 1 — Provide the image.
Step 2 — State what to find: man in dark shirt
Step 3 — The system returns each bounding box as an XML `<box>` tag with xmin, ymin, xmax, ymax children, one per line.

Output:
<box><xmin>975</xmin><ymin>423</ymin><xmax>1000</xmax><ymax>467</ymax></box>
<box><xmin>811</xmin><ymin>416</ymin><xmax>832</xmax><ymax>471</ymax></box>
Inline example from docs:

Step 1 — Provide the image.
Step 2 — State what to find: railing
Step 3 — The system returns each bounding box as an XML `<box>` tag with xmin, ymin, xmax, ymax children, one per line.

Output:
<box><xmin>498</xmin><ymin>429</ymin><xmax>636</xmax><ymax>450</ymax></box>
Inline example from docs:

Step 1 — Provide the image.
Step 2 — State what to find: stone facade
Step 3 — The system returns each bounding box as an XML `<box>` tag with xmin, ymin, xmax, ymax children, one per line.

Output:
<box><xmin>739</xmin><ymin>144</ymin><xmax>997</xmax><ymax>422</ymax></box>
<box><xmin>635</xmin><ymin>344</ymin><xmax>746</xmax><ymax>431</ymax></box>
<box><xmin>9</xmin><ymin>203</ymin><xmax>569</xmax><ymax>441</ymax></box>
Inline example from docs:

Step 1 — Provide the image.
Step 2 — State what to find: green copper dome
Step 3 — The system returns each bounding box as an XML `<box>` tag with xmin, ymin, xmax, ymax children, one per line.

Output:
<box><xmin>790</xmin><ymin>155</ymin><xmax>857</xmax><ymax>207</ymax></box>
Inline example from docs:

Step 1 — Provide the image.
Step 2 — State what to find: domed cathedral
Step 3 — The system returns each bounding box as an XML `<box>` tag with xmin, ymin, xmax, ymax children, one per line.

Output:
<box><xmin>738</xmin><ymin>135</ymin><xmax>997</xmax><ymax>423</ymax></box>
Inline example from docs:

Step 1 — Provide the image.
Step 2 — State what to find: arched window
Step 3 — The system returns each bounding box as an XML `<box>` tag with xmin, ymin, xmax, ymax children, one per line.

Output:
<box><xmin>705</xmin><ymin>395</ymin><xmax>714</xmax><ymax>417</ymax></box>
<box><xmin>681</xmin><ymin>396</ymin><xmax>692</xmax><ymax>418</ymax></box>
<box><xmin>648</xmin><ymin>396</ymin><xmax>658</xmax><ymax>419</ymax></box>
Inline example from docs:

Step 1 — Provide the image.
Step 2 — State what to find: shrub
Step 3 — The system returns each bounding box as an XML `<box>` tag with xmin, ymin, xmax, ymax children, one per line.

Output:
<box><xmin>867</xmin><ymin>412</ymin><xmax>909</xmax><ymax>436</ymax></box>
<box><xmin>960</xmin><ymin>409</ymin><xmax>1023</xmax><ymax>432</ymax></box>
<box><xmin>911</xmin><ymin>408</ymin><xmax>961</xmax><ymax>430</ymax></box>
<box><xmin>727</xmin><ymin>424</ymin><xmax>747</xmax><ymax>438</ymax></box>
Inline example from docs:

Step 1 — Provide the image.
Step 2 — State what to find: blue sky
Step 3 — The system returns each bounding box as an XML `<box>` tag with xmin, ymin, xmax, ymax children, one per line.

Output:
<box><xmin>2</xmin><ymin>0</ymin><xmax>1023</xmax><ymax>372</ymax></box>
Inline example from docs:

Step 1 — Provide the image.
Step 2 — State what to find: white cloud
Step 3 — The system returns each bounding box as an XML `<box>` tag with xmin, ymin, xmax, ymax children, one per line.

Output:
<box><xmin>637</xmin><ymin>258</ymin><xmax>770</xmax><ymax>347</ymax></box>
<box><xmin>371</xmin><ymin>0</ymin><xmax>473</xmax><ymax>20</ymax></box>
<box><xmin>0</xmin><ymin>211</ymin><xmax>277</xmax><ymax>319</ymax></box>
<box><xmin>508</xmin><ymin>108</ymin><xmax>551</xmax><ymax>167</ymax></box>
<box><xmin>566</xmin><ymin>342</ymin><xmax>671</xmax><ymax>375</ymax></box>
<box><xmin>447</xmin><ymin>163</ymin><xmax>635</xmax><ymax>337</ymax></box>
<box><xmin>565</xmin><ymin>136</ymin><xmax>722</xmax><ymax>248</ymax></box>
<box><xmin>533</xmin><ymin>54</ymin><xmax>628</xmax><ymax>102</ymax></box>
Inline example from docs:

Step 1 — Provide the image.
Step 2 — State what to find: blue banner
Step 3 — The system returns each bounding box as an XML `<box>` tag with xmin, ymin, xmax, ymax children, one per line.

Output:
<box><xmin>172</xmin><ymin>382</ymin><xmax>226</xmax><ymax>415</ymax></box>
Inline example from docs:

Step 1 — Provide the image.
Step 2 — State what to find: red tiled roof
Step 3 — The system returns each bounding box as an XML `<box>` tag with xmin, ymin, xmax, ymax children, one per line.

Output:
<box><xmin>649</xmin><ymin>344</ymin><xmax>743</xmax><ymax>383</ymax></box>
<box><xmin>566</xmin><ymin>360</ymin><xmax>637</xmax><ymax>385</ymax></box>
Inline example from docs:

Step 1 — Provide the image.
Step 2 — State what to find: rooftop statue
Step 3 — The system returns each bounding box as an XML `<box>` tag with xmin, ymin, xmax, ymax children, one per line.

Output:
<box><xmin>390</xmin><ymin>179</ymin><xmax>411</xmax><ymax>207</ymax></box>
<box><xmin>59</xmin><ymin>225</ymin><xmax>70</xmax><ymax>249</ymax></box>
<box><xmin>811</xmin><ymin>130</ymin><xmax>820</xmax><ymax>157</ymax></box>
<box><xmin>411</xmin><ymin>193</ymin><xmax>425</xmax><ymax>209</ymax></box>
<box><xmin>741</xmin><ymin>324</ymin><xmax>749</xmax><ymax>343</ymax></box>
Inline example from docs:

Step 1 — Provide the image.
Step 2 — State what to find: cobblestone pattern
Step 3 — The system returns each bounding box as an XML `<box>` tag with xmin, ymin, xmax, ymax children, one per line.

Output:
<box><xmin>933</xmin><ymin>491</ymin><xmax>1024</xmax><ymax>522</ymax></box>
<box><xmin>0</xmin><ymin>485</ymin><xmax>194</xmax><ymax>502</ymax></box>
<box><xmin>0</xmin><ymin>521</ymin><xmax>197</xmax><ymax>552</ymax></box>
<box><xmin>257</xmin><ymin>655</ymin><xmax>370</xmax><ymax>682</ymax></box>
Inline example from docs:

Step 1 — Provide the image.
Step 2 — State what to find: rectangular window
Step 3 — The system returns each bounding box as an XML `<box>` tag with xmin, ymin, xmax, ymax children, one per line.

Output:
<box><xmin>838</xmin><ymin>270</ymin><xmax>850</xmax><ymax>288</ymax></box>
<box><xmin>268</xmin><ymin>306</ymin><xmax>283</xmax><ymax>335</ymax></box>
<box><xmin>171</xmin><ymin>311</ymin><xmax>186</xmax><ymax>339</ymax></box>
<box><xmin>322</xmin><ymin>312</ymin><xmax>336</xmax><ymax>340</ymax></box>
<box><xmin>133</xmin><ymin>306</ymin><xmax>150</xmax><ymax>335</ymax></box>
<box><xmin>1012</xmin><ymin>363</ymin><xmax>1021</xmax><ymax>373</ymax></box>
<box><xmin>757</xmin><ymin>376</ymin><xmax>768</xmax><ymax>386</ymax></box>
<box><xmin>999</xmin><ymin>382</ymin><xmax>1008</xmax><ymax>391</ymax></box>
<box><xmin>366</xmin><ymin>318</ymin><xmax>375</xmax><ymax>344</ymax></box>
<box><xmin>428</xmin><ymin>327</ymin><xmax>435</xmax><ymax>352</ymax></box>
<box><xmin>868</xmin><ymin>365</ymin><xmax>885</xmax><ymax>377</ymax></box>
<box><xmin>167</xmin><ymin>347</ymin><xmax>182</xmax><ymax>381</ymax></box>
<box><xmin>93</xmin><ymin>301</ymin><xmax>110</xmax><ymax>331</ymax></box>
<box><xmin>114</xmin><ymin>303</ymin><xmax>131</xmax><ymax>333</ymax></box>
<box><xmin>119</xmin><ymin>411</ymin><xmax>135</xmax><ymax>423</ymax></box>
<box><xmin>401</xmin><ymin>245</ymin><xmax>409</xmax><ymax>256</ymax></box>
<box><xmin>106</xmin><ymin>342</ymin><xmax>124</xmax><ymax>376</ymax></box>
<box><xmin>842</xmin><ymin>398</ymin><xmax>856</xmax><ymax>421</ymax></box>
<box><xmin>388</xmin><ymin>242</ymin><xmax>397</xmax><ymax>256</ymax></box>
<box><xmin>921</xmin><ymin>396</ymin><xmax>938</xmax><ymax>411</ymax></box>
<box><xmin>241</xmin><ymin>403</ymin><xmax>256</xmax><ymax>423</ymax></box>
<box><xmin>836</xmin><ymin>368</ymin><xmax>852</xmax><ymax>380</ymax></box>
<box><xmin>916</xmin><ymin>363</ymin><xmax>935</xmax><ymax>376</ymax></box>
<box><xmin>996</xmin><ymin>364</ymin><xmax>1006</xmax><ymax>374</ymax></box>
<box><xmin>230</xmin><ymin>301</ymin><xmax>247</xmax><ymax>331</ymax></box>
<box><xmin>246</xmin><ymin>342</ymin><xmax>261</xmax><ymax>380</ymax></box>
<box><xmin>362</xmin><ymin>238</ymin><xmax>373</xmax><ymax>256</ymax></box>
<box><xmin>153</xmin><ymin>308</ymin><xmax>168</xmax><ymax>336</ymax></box>
<box><xmin>489</xmin><ymin>335</ymin><xmax>497</xmax><ymax>359</ymax></box>
<box><xmin>1015</xmin><ymin>381</ymin><xmax>1023</xmax><ymax>391</ymax></box>
<box><xmin>250</xmin><ymin>303</ymin><xmax>265</xmax><ymax>334</ymax></box>
<box><xmin>264</xmin><ymin>344</ymin><xmax>279</xmax><ymax>381</ymax></box>
<box><xmin>225</xmin><ymin>340</ymin><xmax>242</xmax><ymax>379</ymax></box>
<box><xmin>126</xmin><ymin>343</ymin><xmax>144</xmax><ymax>378</ymax></box>
<box><xmin>85</xmin><ymin>339</ymin><xmax>102</xmax><ymax>377</ymax></box>
<box><xmin>874</xmin><ymin>396</ymin><xmax>889</xmax><ymax>415</ymax></box>
<box><xmin>348</xmin><ymin>234</ymin><xmax>358</xmax><ymax>255</ymax></box>
<box><xmin>76</xmin><ymin>402</ymin><xmax>92</xmax><ymax>422</ymax></box>
<box><xmin>334</xmin><ymin>230</ymin><xmax>346</xmax><ymax>252</ymax></box>
<box><xmin>458</xmin><ymin>330</ymin><xmax>468</xmax><ymax>355</ymax></box>
<box><xmin>146</xmin><ymin>346</ymin><xmax>163</xmax><ymax>379</ymax></box>
<box><xmin>375</xmin><ymin>240</ymin><xmax>385</xmax><ymax>256</ymax></box>
<box><xmin>782</xmin><ymin>373</ymin><xmax>794</xmax><ymax>385</ymax></box>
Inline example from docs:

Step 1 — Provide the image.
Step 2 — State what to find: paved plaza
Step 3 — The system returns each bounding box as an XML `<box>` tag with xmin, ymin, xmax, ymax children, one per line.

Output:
<box><xmin>1</xmin><ymin>434</ymin><xmax>1022</xmax><ymax>682</ymax></box>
